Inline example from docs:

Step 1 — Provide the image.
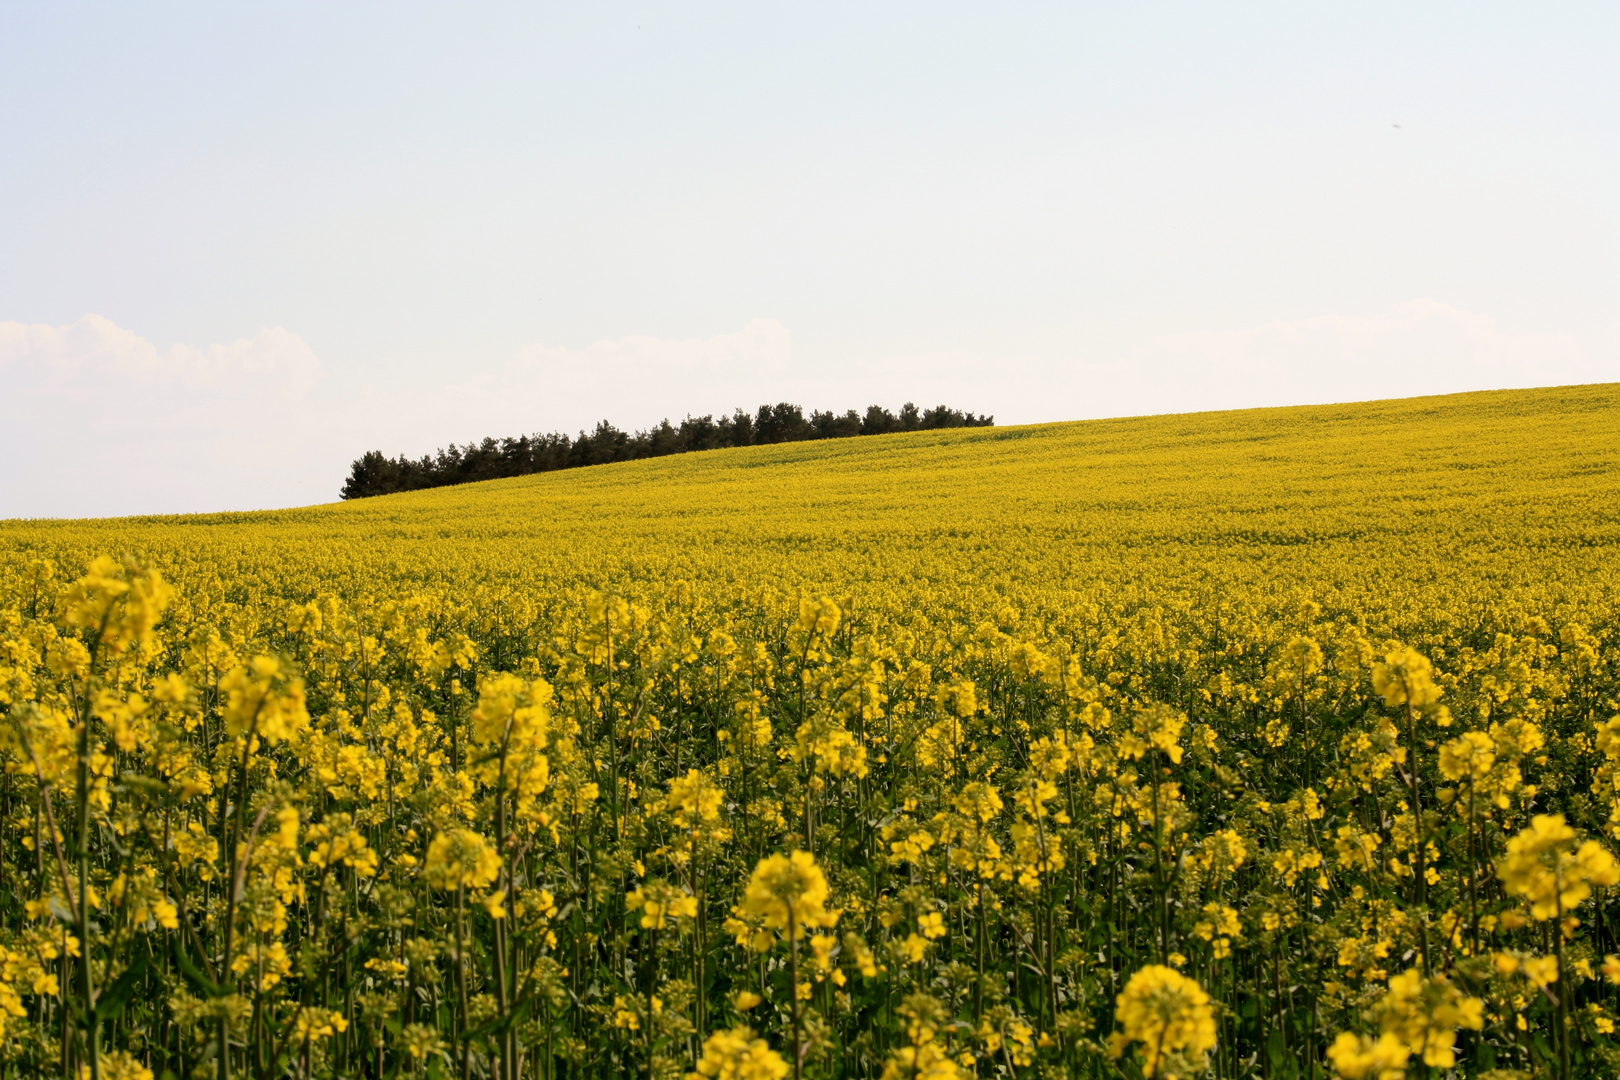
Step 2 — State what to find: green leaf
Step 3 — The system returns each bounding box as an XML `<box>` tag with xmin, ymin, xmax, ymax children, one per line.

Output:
<box><xmin>172</xmin><ymin>935</ymin><xmax>227</xmax><ymax>998</ymax></box>
<box><xmin>119</xmin><ymin>773</ymin><xmax>172</xmax><ymax>799</ymax></box>
<box><xmin>95</xmin><ymin>954</ymin><xmax>150</xmax><ymax>1021</ymax></box>
<box><xmin>465</xmin><ymin>996</ymin><xmax>533</xmax><ymax>1042</ymax></box>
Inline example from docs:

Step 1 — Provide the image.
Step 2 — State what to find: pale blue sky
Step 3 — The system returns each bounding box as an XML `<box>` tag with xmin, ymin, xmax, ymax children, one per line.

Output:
<box><xmin>3</xmin><ymin>3</ymin><xmax>1618</xmax><ymax>516</ymax></box>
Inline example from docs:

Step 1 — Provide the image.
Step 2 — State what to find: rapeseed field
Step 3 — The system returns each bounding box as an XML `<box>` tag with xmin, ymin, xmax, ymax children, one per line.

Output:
<box><xmin>2</xmin><ymin>383</ymin><xmax>1619</xmax><ymax>1080</ymax></box>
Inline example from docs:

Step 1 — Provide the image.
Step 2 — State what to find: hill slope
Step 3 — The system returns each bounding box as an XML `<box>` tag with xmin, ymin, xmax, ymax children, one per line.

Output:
<box><xmin>3</xmin><ymin>383</ymin><xmax>1617</xmax><ymax>623</ymax></box>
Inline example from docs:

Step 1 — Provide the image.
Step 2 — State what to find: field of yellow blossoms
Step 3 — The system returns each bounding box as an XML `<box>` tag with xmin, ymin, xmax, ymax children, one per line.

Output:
<box><xmin>3</xmin><ymin>383</ymin><xmax>1620</xmax><ymax>1080</ymax></box>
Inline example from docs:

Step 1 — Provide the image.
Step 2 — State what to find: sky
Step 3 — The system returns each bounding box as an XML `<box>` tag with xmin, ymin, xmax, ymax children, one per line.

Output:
<box><xmin>2</xmin><ymin>2</ymin><xmax>1617</xmax><ymax>518</ymax></box>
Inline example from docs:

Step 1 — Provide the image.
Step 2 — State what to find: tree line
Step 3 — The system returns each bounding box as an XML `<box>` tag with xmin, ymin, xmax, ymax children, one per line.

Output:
<box><xmin>340</xmin><ymin>401</ymin><xmax>993</xmax><ymax>499</ymax></box>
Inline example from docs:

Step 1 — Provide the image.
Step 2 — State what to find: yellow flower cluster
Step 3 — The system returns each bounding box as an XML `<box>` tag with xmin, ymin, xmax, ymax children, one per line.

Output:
<box><xmin>689</xmin><ymin>1026</ymin><xmax>788</xmax><ymax>1080</ymax></box>
<box><xmin>740</xmin><ymin>851</ymin><xmax>840</xmax><ymax>944</ymax></box>
<box><xmin>423</xmin><ymin>828</ymin><xmax>502</xmax><ymax>891</ymax></box>
<box><xmin>1497</xmin><ymin>813</ymin><xmax>1620</xmax><ymax>920</ymax></box>
<box><xmin>1109</xmin><ymin>965</ymin><xmax>1217</xmax><ymax>1079</ymax></box>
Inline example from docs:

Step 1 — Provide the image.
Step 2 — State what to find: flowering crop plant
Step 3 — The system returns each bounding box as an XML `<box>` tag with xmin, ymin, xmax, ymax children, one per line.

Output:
<box><xmin>2</xmin><ymin>383</ymin><xmax>1620</xmax><ymax>1080</ymax></box>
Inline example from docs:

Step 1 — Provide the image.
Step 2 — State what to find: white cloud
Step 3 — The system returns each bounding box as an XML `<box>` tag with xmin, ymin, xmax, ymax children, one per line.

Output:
<box><xmin>0</xmin><ymin>316</ymin><xmax>330</xmax><ymax>518</ymax></box>
<box><xmin>0</xmin><ymin>316</ymin><xmax>807</xmax><ymax>518</ymax></box>
<box><xmin>1</xmin><ymin>314</ymin><xmax>320</xmax><ymax>395</ymax></box>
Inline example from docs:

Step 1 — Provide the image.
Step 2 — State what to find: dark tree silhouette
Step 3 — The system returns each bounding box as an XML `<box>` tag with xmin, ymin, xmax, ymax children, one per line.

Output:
<box><xmin>340</xmin><ymin>402</ymin><xmax>993</xmax><ymax>499</ymax></box>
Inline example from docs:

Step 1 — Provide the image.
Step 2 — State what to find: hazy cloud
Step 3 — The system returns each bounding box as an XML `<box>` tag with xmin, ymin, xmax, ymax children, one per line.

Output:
<box><xmin>1</xmin><ymin>316</ymin><xmax>330</xmax><ymax>518</ymax></box>
<box><xmin>1</xmin><ymin>314</ymin><xmax>321</xmax><ymax>396</ymax></box>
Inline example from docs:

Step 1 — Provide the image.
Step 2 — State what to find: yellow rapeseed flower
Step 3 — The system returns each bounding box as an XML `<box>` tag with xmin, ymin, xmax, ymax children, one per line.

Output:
<box><xmin>1325</xmin><ymin>1031</ymin><xmax>1409</xmax><ymax>1080</ymax></box>
<box><xmin>1108</xmin><ymin>965</ymin><xmax>1216</xmax><ymax>1079</ymax></box>
<box><xmin>688</xmin><ymin>1026</ymin><xmax>789</xmax><ymax>1080</ymax></box>
<box><xmin>1498</xmin><ymin>814</ymin><xmax>1620</xmax><ymax>920</ymax></box>
<box><xmin>741</xmin><ymin>851</ymin><xmax>839</xmax><ymax>942</ymax></box>
<box><xmin>423</xmin><ymin>829</ymin><xmax>501</xmax><ymax>891</ymax></box>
